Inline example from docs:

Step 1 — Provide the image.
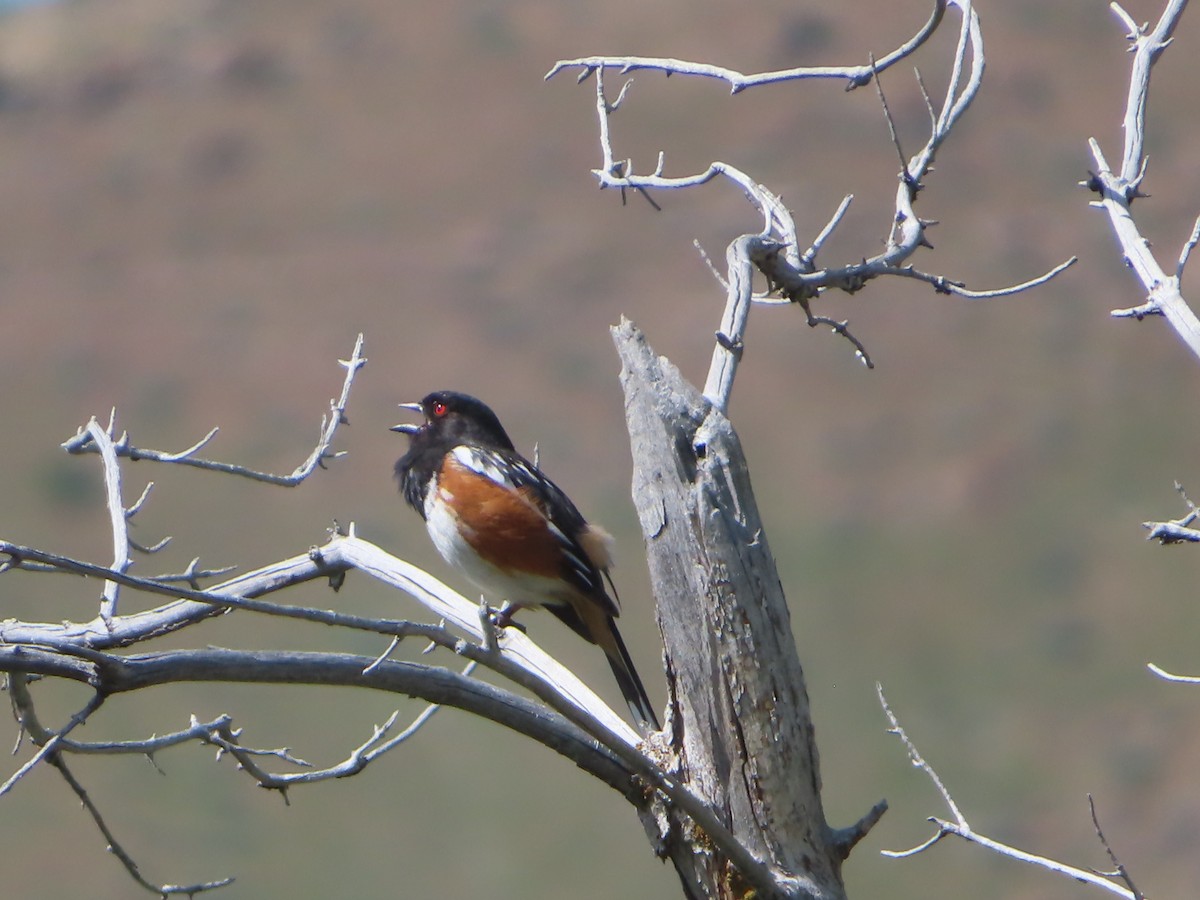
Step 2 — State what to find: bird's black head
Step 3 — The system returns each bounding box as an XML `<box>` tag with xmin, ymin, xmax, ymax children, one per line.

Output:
<box><xmin>391</xmin><ymin>390</ymin><xmax>515</xmax><ymax>452</ymax></box>
<box><xmin>392</xmin><ymin>391</ymin><xmax>516</xmax><ymax>516</ymax></box>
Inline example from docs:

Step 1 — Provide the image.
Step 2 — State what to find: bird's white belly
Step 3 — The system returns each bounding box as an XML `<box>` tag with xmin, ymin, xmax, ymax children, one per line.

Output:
<box><xmin>424</xmin><ymin>485</ymin><xmax>564</xmax><ymax>607</ymax></box>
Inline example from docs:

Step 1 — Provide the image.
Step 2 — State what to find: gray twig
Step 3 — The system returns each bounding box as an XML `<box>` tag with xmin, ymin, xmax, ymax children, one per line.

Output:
<box><xmin>1087</xmin><ymin>1</ymin><xmax>1200</xmax><ymax>359</ymax></box>
<box><xmin>86</xmin><ymin>415</ymin><xmax>133</xmax><ymax>623</ymax></box>
<box><xmin>62</xmin><ymin>334</ymin><xmax>366</xmax><ymax>485</ymax></box>
<box><xmin>545</xmin><ymin>0</ymin><xmax>948</xmax><ymax>92</ymax></box>
<box><xmin>53</xmin><ymin>752</ymin><xmax>234</xmax><ymax>896</ymax></box>
<box><xmin>1088</xmin><ymin>794</ymin><xmax>1144</xmax><ymax>900</ymax></box>
<box><xmin>878</xmin><ymin>684</ymin><xmax>1139</xmax><ymax>898</ymax></box>
<box><xmin>1142</xmin><ymin>480</ymin><xmax>1200</xmax><ymax>543</ymax></box>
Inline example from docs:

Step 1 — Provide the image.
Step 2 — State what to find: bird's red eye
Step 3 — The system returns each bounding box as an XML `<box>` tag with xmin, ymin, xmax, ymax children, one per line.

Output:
<box><xmin>432</xmin><ymin>401</ymin><xmax>447</xmax><ymax>417</ymax></box>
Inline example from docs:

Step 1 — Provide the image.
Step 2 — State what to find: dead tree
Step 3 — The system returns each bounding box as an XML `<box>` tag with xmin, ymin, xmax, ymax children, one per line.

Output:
<box><xmin>0</xmin><ymin>2</ymin><xmax>1079</xmax><ymax>898</ymax></box>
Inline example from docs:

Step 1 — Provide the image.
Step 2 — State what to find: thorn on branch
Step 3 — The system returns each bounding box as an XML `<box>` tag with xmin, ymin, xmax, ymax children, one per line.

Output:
<box><xmin>363</xmin><ymin>636</ymin><xmax>402</xmax><ymax>675</ymax></box>
<box><xmin>609</xmin><ymin>160</ymin><xmax>663</xmax><ymax>211</ymax></box>
<box><xmin>144</xmin><ymin>558</ymin><xmax>237</xmax><ymax>589</ymax></box>
<box><xmin>801</xmin><ymin>194</ymin><xmax>854</xmax><ymax>270</ymax></box>
<box><xmin>184</xmin><ymin>558</ymin><xmax>208</xmax><ymax>591</ymax></box>
<box><xmin>126</xmin><ymin>481</ymin><xmax>155</xmax><ymax>517</ymax></box>
<box><xmin>129</xmin><ymin>535</ymin><xmax>172</xmax><ymax>555</ymax></box>
<box><xmin>714</xmin><ymin>331</ymin><xmax>744</xmax><ymax>358</ymax></box>
<box><xmin>608</xmin><ymin>77</ymin><xmax>634</xmax><ymax>112</ymax></box>
<box><xmin>914</xmin><ymin>68</ymin><xmax>937</xmax><ymax>128</ymax></box>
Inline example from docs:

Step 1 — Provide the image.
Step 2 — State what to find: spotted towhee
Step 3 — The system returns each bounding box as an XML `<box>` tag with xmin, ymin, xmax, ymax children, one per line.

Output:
<box><xmin>392</xmin><ymin>390</ymin><xmax>660</xmax><ymax>733</ymax></box>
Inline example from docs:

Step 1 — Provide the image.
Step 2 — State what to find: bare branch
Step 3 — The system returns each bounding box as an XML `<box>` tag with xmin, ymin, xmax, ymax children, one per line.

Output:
<box><xmin>54</xmin><ymin>713</ymin><xmax>241</xmax><ymax>757</ymax></box>
<box><xmin>128</xmin><ymin>534</ymin><xmax>171</xmax><ymax>555</ymax></box>
<box><xmin>27</xmin><ymin>657</ymin><xmax>525</xmax><ymax>806</ymax></box>
<box><xmin>892</xmin><ymin>257</ymin><xmax>1079</xmax><ymax>299</ymax></box>
<box><xmin>160</xmin><ymin>558</ymin><xmax>238</xmax><ymax>587</ymax></box>
<box><xmin>125</xmin><ymin>480</ymin><xmax>156</xmax><ymax>517</ymax></box>
<box><xmin>1147</xmin><ymin>662</ymin><xmax>1200</xmax><ymax>683</ymax></box>
<box><xmin>1142</xmin><ymin>480</ymin><xmax>1200</xmax><ymax>543</ymax></box>
<box><xmin>329</xmin><ymin>533</ymin><xmax>647</xmax><ymax>745</ymax></box>
<box><xmin>802</xmin><ymin>312</ymin><xmax>874</xmax><ymax>369</ymax></box>
<box><xmin>362</xmin><ymin>635</ymin><xmax>403</xmax><ymax>675</ymax></box>
<box><xmin>703</xmin><ymin>235</ymin><xmax>762</xmax><ymax>410</ymax></box>
<box><xmin>1143</xmin><ymin>520</ymin><xmax>1200</xmax><ymax>543</ymax></box>
<box><xmin>750</xmin><ymin>245</ymin><xmax>1076</xmax><ymax>306</ymax></box>
<box><xmin>800</xmin><ymin>194</ymin><xmax>854</xmax><ymax>272</ymax></box>
<box><xmin>218</xmin><ymin>663</ymin><xmax>478</xmax><ymax>794</ymax></box>
<box><xmin>1176</xmin><ymin>213</ymin><xmax>1200</xmax><ymax>281</ymax></box>
<box><xmin>878</xmin><ymin>684</ymin><xmax>1138</xmax><ymax>898</ymax></box>
<box><xmin>914</xmin><ymin>67</ymin><xmax>938</xmax><ymax>130</ymax></box>
<box><xmin>692</xmin><ymin>239</ymin><xmax>728</xmax><ymax>289</ymax></box>
<box><xmin>1</xmin><ymin>528</ymin><xmax>791</xmax><ymax>899</ymax></box>
<box><xmin>581</xmin><ymin>56</ymin><xmax>798</xmax><ymax>251</ymax></box>
<box><xmin>1087</xmin><ymin>1</ymin><xmax>1200</xmax><ymax>359</ymax></box>
<box><xmin>51</xmin><ymin>752</ymin><xmax>235</xmax><ymax>896</ymax></box>
<box><xmin>1111</xmin><ymin>299</ymin><xmax>1164</xmax><ymax>320</ymax></box>
<box><xmin>877</xmin><ymin>683</ymin><xmax>967</xmax><ymax>831</ymax></box>
<box><xmin>61</xmin><ymin>333</ymin><xmax>366</xmax><ymax>485</ymax></box>
<box><xmin>881</xmin><ymin>0</ymin><xmax>983</xmax><ymax>264</ymax></box>
<box><xmin>1110</xmin><ymin>1</ymin><xmax>1141</xmax><ymax>36</ymax></box>
<box><xmin>830</xmin><ymin>798</ymin><xmax>890</xmax><ymax>860</ymax></box>
<box><xmin>871</xmin><ymin>55</ymin><xmax>908</xmax><ymax>175</ymax></box>
<box><xmin>1111</xmin><ymin>0</ymin><xmax>1187</xmax><ymax>182</ymax></box>
<box><xmin>0</xmin><ymin>551</ymin><xmax>234</xmax><ymax>586</ymax></box>
<box><xmin>545</xmin><ymin>0</ymin><xmax>948</xmax><ymax>91</ymax></box>
<box><xmin>555</xmin><ymin>0</ymin><xmax>1069</xmax><ymax>387</ymax></box>
<box><xmin>0</xmin><ymin>532</ymin><xmax>644</xmax><ymax>745</ymax></box>
<box><xmin>4</xmin><ymin>686</ymin><xmax>231</xmax><ymax>896</ymax></box>
<box><xmin>158</xmin><ymin>427</ymin><xmax>220</xmax><ymax>462</ymax></box>
<box><xmin>2</xmin><ymin>680</ymin><xmax>103</xmax><ymax>795</ymax></box>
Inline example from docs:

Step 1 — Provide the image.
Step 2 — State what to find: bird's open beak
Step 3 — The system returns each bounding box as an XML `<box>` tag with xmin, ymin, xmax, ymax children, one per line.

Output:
<box><xmin>390</xmin><ymin>401</ymin><xmax>424</xmax><ymax>435</ymax></box>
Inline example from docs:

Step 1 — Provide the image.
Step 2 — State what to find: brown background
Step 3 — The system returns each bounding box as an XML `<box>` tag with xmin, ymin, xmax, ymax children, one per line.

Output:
<box><xmin>1</xmin><ymin>1</ymin><xmax>1198</xmax><ymax>897</ymax></box>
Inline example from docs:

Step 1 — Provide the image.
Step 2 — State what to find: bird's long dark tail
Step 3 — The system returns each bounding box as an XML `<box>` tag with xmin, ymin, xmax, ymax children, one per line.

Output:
<box><xmin>546</xmin><ymin>603</ymin><xmax>661</xmax><ymax>734</ymax></box>
<box><xmin>602</xmin><ymin>620</ymin><xmax>661</xmax><ymax>734</ymax></box>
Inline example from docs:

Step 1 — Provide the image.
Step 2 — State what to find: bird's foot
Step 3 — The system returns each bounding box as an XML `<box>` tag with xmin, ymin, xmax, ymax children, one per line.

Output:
<box><xmin>490</xmin><ymin>603</ymin><xmax>528</xmax><ymax>634</ymax></box>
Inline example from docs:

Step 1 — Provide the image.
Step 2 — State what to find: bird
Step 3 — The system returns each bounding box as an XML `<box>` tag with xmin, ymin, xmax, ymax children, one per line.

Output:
<box><xmin>391</xmin><ymin>390</ymin><xmax>660</xmax><ymax>733</ymax></box>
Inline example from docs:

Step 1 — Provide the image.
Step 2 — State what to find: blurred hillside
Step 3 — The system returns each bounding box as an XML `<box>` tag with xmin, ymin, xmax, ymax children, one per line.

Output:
<box><xmin>0</xmin><ymin>0</ymin><xmax>1199</xmax><ymax>898</ymax></box>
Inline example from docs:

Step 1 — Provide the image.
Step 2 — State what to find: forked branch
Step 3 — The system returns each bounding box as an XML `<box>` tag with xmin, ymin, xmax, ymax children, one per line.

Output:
<box><xmin>878</xmin><ymin>684</ymin><xmax>1140</xmax><ymax>898</ymax></box>
<box><xmin>550</xmin><ymin>0</ymin><xmax>1074</xmax><ymax>406</ymax></box>
<box><xmin>1087</xmin><ymin>0</ymin><xmax>1200</xmax><ymax>359</ymax></box>
<box><xmin>62</xmin><ymin>334</ymin><xmax>367</xmax><ymax>485</ymax></box>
